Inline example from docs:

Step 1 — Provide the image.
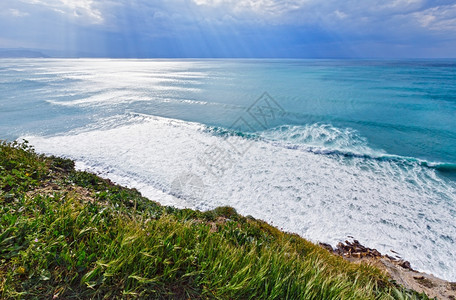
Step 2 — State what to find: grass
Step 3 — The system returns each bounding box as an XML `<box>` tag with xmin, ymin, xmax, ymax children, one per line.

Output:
<box><xmin>0</xmin><ymin>140</ymin><xmax>431</xmax><ymax>299</ymax></box>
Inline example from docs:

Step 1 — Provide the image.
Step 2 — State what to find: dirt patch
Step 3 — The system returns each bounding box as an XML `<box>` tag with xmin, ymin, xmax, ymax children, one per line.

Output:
<box><xmin>414</xmin><ymin>276</ymin><xmax>436</xmax><ymax>289</ymax></box>
<box><xmin>320</xmin><ymin>240</ymin><xmax>456</xmax><ymax>300</ymax></box>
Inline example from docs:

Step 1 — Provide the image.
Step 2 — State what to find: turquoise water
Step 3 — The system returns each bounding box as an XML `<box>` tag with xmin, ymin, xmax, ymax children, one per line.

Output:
<box><xmin>1</xmin><ymin>59</ymin><xmax>455</xmax><ymax>280</ymax></box>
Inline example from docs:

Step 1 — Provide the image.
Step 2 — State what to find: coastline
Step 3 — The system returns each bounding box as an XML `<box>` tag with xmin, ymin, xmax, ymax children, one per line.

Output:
<box><xmin>320</xmin><ymin>240</ymin><xmax>456</xmax><ymax>299</ymax></box>
<box><xmin>78</xmin><ymin>158</ymin><xmax>456</xmax><ymax>297</ymax></box>
<box><xmin>21</xmin><ymin>110</ymin><xmax>456</xmax><ymax>282</ymax></box>
<box><xmin>1</xmin><ymin>140</ymin><xmax>453</xmax><ymax>299</ymax></box>
<box><xmin>2</xmin><ymin>58</ymin><xmax>456</xmax><ymax>285</ymax></box>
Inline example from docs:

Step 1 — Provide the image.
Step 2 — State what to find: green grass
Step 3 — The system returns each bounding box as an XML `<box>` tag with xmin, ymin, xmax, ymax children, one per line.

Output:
<box><xmin>0</xmin><ymin>140</ymin><xmax>430</xmax><ymax>299</ymax></box>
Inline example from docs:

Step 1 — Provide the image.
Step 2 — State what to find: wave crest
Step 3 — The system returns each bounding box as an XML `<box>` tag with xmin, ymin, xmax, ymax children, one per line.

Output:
<box><xmin>259</xmin><ymin>124</ymin><xmax>380</xmax><ymax>156</ymax></box>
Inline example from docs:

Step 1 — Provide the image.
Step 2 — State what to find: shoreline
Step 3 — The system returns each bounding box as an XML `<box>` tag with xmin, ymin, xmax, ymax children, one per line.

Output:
<box><xmin>1</xmin><ymin>140</ymin><xmax>453</xmax><ymax>299</ymax></box>
<box><xmin>76</xmin><ymin>159</ymin><xmax>456</xmax><ymax>284</ymax></box>
<box><xmin>21</xmin><ymin>111</ymin><xmax>456</xmax><ymax>284</ymax></box>
<box><xmin>320</xmin><ymin>240</ymin><xmax>456</xmax><ymax>299</ymax></box>
<box><xmin>79</xmin><ymin>161</ymin><xmax>456</xmax><ymax>298</ymax></box>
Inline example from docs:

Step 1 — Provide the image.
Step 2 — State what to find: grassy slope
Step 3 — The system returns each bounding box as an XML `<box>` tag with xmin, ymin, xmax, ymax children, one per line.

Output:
<box><xmin>0</xmin><ymin>141</ymin><xmax>430</xmax><ymax>299</ymax></box>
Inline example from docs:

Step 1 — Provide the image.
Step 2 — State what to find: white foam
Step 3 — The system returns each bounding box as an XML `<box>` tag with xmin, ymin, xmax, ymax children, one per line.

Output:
<box><xmin>23</xmin><ymin>115</ymin><xmax>456</xmax><ymax>281</ymax></box>
<box><xmin>259</xmin><ymin>123</ymin><xmax>385</xmax><ymax>156</ymax></box>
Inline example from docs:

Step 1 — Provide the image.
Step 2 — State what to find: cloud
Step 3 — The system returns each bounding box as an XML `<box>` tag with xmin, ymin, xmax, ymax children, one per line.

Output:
<box><xmin>0</xmin><ymin>0</ymin><xmax>455</xmax><ymax>57</ymax></box>
<box><xmin>19</xmin><ymin>0</ymin><xmax>104</xmax><ymax>24</ymax></box>
<box><xmin>412</xmin><ymin>4</ymin><xmax>456</xmax><ymax>31</ymax></box>
<box><xmin>187</xmin><ymin>0</ymin><xmax>456</xmax><ymax>34</ymax></box>
<box><xmin>9</xmin><ymin>8</ymin><xmax>29</xmax><ymax>17</ymax></box>
<box><xmin>193</xmin><ymin>0</ymin><xmax>306</xmax><ymax>16</ymax></box>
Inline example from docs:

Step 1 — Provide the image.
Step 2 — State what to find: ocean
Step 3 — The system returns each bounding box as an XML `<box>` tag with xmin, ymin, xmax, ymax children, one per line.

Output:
<box><xmin>1</xmin><ymin>58</ymin><xmax>455</xmax><ymax>281</ymax></box>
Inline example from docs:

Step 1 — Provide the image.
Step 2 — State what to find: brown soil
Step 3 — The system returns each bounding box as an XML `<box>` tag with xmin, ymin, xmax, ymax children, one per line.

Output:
<box><xmin>320</xmin><ymin>240</ymin><xmax>456</xmax><ymax>299</ymax></box>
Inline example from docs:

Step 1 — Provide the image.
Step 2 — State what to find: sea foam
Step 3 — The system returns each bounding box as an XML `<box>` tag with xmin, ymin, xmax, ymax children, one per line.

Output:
<box><xmin>23</xmin><ymin>113</ymin><xmax>456</xmax><ymax>281</ymax></box>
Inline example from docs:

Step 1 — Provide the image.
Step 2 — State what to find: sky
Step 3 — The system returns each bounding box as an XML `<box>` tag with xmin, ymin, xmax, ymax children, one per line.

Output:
<box><xmin>1</xmin><ymin>0</ymin><xmax>456</xmax><ymax>58</ymax></box>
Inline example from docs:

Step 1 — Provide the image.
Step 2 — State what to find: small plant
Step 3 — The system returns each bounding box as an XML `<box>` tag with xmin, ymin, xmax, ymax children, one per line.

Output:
<box><xmin>0</xmin><ymin>140</ymin><xmax>47</xmax><ymax>195</ymax></box>
<box><xmin>49</xmin><ymin>156</ymin><xmax>75</xmax><ymax>172</ymax></box>
<box><xmin>0</xmin><ymin>140</ymin><xmax>429</xmax><ymax>299</ymax></box>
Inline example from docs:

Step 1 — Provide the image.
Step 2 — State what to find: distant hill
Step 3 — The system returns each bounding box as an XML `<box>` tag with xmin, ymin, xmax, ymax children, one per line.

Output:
<box><xmin>0</xmin><ymin>49</ymin><xmax>50</xmax><ymax>58</ymax></box>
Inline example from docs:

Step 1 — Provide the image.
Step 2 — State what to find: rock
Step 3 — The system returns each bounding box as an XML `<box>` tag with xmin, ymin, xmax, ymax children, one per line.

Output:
<box><xmin>385</xmin><ymin>254</ymin><xmax>397</xmax><ymax>261</ymax></box>
<box><xmin>399</xmin><ymin>260</ymin><xmax>412</xmax><ymax>270</ymax></box>
<box><xmin>327</xmin><ymin>239</ymin><xmax>456</xmax><ymax>300</ymax></box>
<box><xmin>319</xmin><ymin>243</ymin><xmax>333</xmax><ymax>252</ymax></box>
<box><xmin>333</xmin><ymin>240</ymin><xmax>386</xmax><ymax>259</ymax></box>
